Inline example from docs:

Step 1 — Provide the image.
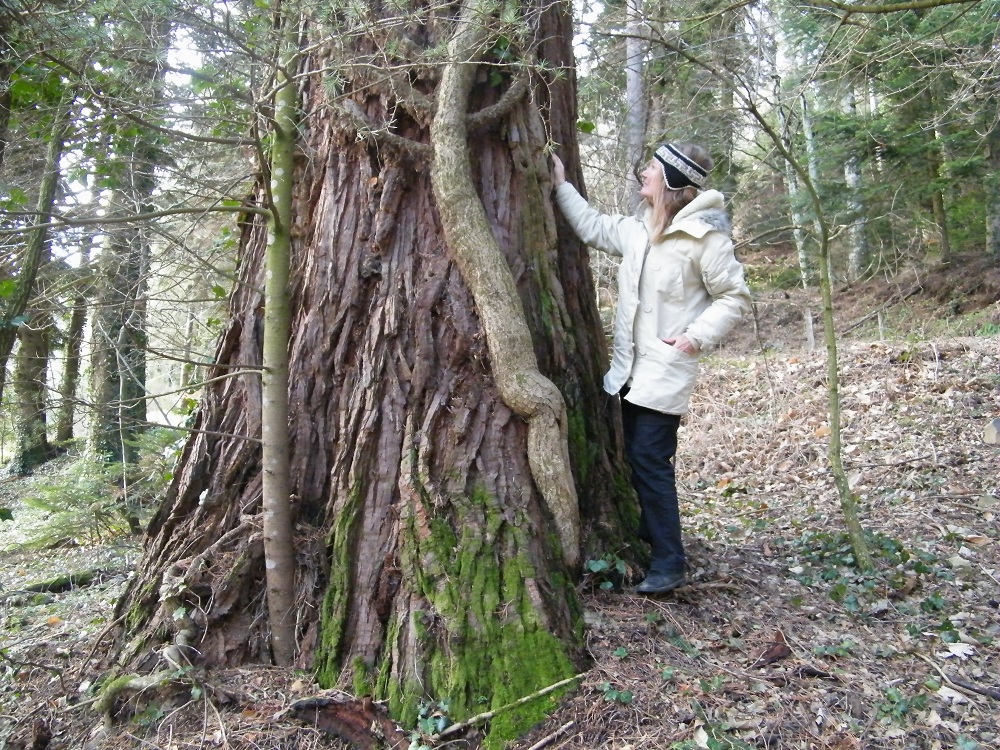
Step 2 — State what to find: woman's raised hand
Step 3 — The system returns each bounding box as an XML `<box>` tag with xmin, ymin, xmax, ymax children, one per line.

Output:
<box><xmin>551</xmin><ymin>154</ymin><xmax>566</xmax><ymax>186</ymax></box>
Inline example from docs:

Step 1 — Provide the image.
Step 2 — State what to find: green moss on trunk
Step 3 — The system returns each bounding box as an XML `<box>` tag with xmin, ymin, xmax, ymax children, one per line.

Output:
<box><xmin>397</xmin><ymin>485</ymin><xmax>579</xmax><ymax>747</ymax></box>
<box><xmin>314</xmin><ymin>483</ymin><xmax>363</xmax><ymax>685</ymax></box>
<box><xmin>565</xmin><ymin>404</ymin><xmax>591</xmax><ymax>485</ymax></box>
<box><xmin>124</xmin><ymin>578</ymin><xmax>161</xmax><ymax>634</ymax></box>
<box><xmin>313</xmin><ymin>472</ymin><xmax>579</xmax><ymax>745</ymax></box>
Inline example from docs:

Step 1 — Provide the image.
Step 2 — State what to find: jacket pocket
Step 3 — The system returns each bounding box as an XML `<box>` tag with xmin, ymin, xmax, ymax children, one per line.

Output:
<box><xmin>650</xmin><ymin>244</ymin><xmax>694</xmax><ymax>304</ymax></box>
<box><xmin>654</xmin><ymin>268</ymin><xmax>685</xmax><ymax>304</ymax></box>
<box><xmin>628</xmin><ymin>339</ymin><xmax>700</xmax><ymax>413</ymax></box>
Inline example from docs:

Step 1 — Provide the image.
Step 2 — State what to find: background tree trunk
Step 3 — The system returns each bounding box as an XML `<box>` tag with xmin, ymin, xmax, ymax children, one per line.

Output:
<box><xmin>712</xmin><ymin>7</ymin><xmax>741</xmax><ymax>199</ymax></box>
<box><xmin>842</xmin><ymin>86</ymin><xmax>869</xmax><ymax>281</ymax></box>
<box><xmin>775</xmin><ymin>89</ymin><xmax>814</xmax><ymax>287</ymax></box>
<box><xmin>112</xmin><ymin>1</ymin><xmax>634</xmax><ymax>743</ymax></box>
<box><xmin>0</xmin><ymin>60</ymin><xmax>10</xmax><ymax>172</ymax></box>
<box><xmin>624</xmin><ymin>0</ymin><xmax>647</xmax><ymax>210</ymax></box>
<box><xmin>11</xmin><ymin>307</ymin><xmax>53</xmax><ymax>473</ymax></box>
<box><xmin>0</xmin><ymin>103</ymin><xmax>69</xmax><ymax>408</ymax></box>
<box><xmin>987</xmin><ymin>119</ymin><xmax>1000</xmax><ymax>262</ymax></box>
<box><xmin>800</xmin><ymin>92</ymin><xmax>829</xmax><ymax>281</ymax></box>
<box><xmin>88</xmin><ymin>11</ymin><xmax>169</xmax><ymax>464</ymax></box>
<box><xmin>0</xmin><ymin>7</ymin><xmax>13</xmax><ymax>173</ymax></box>
<box><xmin>928</xmin><ymin>142</ymin><xmax>951</xmax><ymax>265</ymax></box>
<box><xmin>54</xmin><ymin>239</ymin><xmax>93</xmax><ymax>444</ymax></box>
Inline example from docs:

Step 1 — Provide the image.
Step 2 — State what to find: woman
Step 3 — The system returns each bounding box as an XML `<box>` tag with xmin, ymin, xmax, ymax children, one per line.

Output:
<box><xmin>552</xmin><ymin>144</ymin><xmax>751</xmax><ymax>594</ymax></box>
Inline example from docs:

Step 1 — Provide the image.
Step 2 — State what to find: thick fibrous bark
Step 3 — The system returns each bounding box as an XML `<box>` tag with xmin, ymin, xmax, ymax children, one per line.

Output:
<box><xmin>113</xmin><ymin>1</ymin><xmax>635</xmax><ymax>743</ymax></box>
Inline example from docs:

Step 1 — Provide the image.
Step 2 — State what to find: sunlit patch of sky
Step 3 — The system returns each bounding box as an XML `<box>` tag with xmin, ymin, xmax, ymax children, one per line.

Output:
<box><xmin>573</xmin><ymin>0</ymin><xmax>602</xmax><ymax>75</ymax></box>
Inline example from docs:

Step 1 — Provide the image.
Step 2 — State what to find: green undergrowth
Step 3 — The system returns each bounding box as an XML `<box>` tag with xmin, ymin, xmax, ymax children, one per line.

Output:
<box><xmin>0</xmin><ymin>431</ymin><xmax>180</xmax><ymax>550</ymax></box>
<box><xmin>779</xmin><ymin>529</ymin><xmax>942</xmax><ymax>609</ymax></box>
<box><xmin>774</xmin><ymin>530</ymin><xmax>995</xmax><ymax>651</ymax></box>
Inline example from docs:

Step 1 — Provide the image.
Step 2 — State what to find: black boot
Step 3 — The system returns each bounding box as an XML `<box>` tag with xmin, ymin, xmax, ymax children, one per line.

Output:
<box><xmin>634</xmin><ymin>571</ymin><xmax>686</xmax><ymax>594</ymax></box>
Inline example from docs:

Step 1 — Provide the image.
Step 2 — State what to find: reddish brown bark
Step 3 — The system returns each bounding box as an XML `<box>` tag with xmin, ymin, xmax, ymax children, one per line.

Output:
<box><xmin>112</xmin><ymin>1</ymin><xmax>636</xmax><ymax>741</ymax></box>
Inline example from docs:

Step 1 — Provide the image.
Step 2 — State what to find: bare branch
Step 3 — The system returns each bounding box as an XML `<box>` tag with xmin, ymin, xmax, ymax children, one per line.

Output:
<box><xmin>0</xmin><ymin>205</ymin><xmax>269</xmax><ymax>237</ymax></box>
<box><xmin>807</xmin><ymin>0</ymin><xmax>980</xmax><ymax>14</ymax></box>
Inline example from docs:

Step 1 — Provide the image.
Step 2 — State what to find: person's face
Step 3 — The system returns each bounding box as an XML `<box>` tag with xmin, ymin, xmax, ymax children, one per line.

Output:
<box><xmin>638</xmin><ymin>161</ymin><xmax>663</xmax><ymax>202</ymax></box>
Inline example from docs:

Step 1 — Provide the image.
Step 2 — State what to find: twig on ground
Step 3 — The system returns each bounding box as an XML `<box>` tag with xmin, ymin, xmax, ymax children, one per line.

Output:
<box><xmin>433</xmin><ymin>676</ymin><xmax>582</xmax><ymax>741</ymax></box>
<box><xmin>848</xmin><ymin>453</ymin><xmax>934</xmax><ymax>468</ymax></box>
<box><xmin>206</xmin><ymin>691</ymin><xmax>228</xmax><ymax>746</ymax></box>
<box><xmin>914</xmin><ymin>653</ymin><xmax>990</xmax><ymax>703</ymax></box>
<box><xmin>687</xmin><ymin>580</ymin><xmax>741</xmax><ymax>591</ymax></box>
<box><xmin>0</xmin><ymin>647</ymin><xmax>67</xmax><ymax>691</ymax></box>
<box><xmin>525</xmin><ymin>721</ymin><xmax>575</xmax><ymax>750</ymax></box>
<box><xmin>946</xmin><ymin>675</ymin><xmax>1000</xmax><ymax>701</ymax></box>
<box><xmin>922</xmin><ymin>494</ymin><xmax>998</xmax><ymax>512</ymax></box>
<box><xmin>76</xmin><ymin>613</ymin><xmax>127</xmax><ymax>679</ymax></box>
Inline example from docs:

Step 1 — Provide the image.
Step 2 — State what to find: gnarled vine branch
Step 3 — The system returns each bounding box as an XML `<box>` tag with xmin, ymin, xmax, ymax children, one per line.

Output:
<box><xmin>430</xmin><ymin>0</ymin><xmax>580</xmax><ymax>567</ymax></box>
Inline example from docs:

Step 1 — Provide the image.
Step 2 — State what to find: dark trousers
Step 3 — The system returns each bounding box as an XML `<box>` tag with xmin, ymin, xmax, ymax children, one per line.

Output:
<box><xmin>620</xmin><ymin>397</ymin><xmax>685</xmax><ymax>575</ymax></box>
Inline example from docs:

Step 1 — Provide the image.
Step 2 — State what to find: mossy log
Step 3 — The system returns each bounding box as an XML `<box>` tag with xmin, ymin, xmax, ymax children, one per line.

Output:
<box><xmin>17</xmin><ymin>569</ymin><xmax>104</xmax><ymax>594</ymax></box>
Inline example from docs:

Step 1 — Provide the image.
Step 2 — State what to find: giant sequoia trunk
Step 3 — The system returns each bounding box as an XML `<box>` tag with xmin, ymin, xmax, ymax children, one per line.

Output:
<box><xmin>112</xmin><ymin>1</ymin><xmax>635</xmax><ymax>744</ymax></box>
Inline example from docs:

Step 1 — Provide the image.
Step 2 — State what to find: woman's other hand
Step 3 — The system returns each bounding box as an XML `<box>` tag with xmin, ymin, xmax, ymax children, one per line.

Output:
<box><xmin>663</xmin><ymin>335</ymin><xmax>698</xmax><ymax>355</ymax></box>
<box><xmin>551</xmin><ymin>154</ymin><xmax>566</xmax><ymax>186</ymax></box>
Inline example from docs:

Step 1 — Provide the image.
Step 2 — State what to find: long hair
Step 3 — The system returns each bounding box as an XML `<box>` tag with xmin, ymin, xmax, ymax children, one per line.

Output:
<box><xmin>647</xmin><ymin>143</ymin><xmax>713</xmax><ymax>239</ymax></box>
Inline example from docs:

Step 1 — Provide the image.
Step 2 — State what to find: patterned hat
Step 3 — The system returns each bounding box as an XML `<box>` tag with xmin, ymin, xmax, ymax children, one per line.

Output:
<box><xmin>653</xmin><ymin>143</ymin><xmax>708</xmax><ymax>190</ymax></box>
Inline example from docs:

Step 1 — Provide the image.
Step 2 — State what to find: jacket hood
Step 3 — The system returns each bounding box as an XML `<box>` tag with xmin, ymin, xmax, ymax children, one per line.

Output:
<box><xmin>667</xmin><ymin>190</ymin><xmax>733</xmax><ymax>237</ymax></box>
<box><xmin>640</xmin><ymin>189</ymin><xmax>731</xmax><ymax>239</ymax></box>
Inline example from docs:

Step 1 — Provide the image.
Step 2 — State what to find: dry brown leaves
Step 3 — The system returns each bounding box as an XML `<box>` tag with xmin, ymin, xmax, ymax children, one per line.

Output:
<box><xmin>2</xmin><ymin>336</ymin><xmax>999</xmax><ymax>750</ymax></box>
<box><xmin>514</xmin><ymin>335</ymin><xmax>999</xmax><ymax>750</ymax></box>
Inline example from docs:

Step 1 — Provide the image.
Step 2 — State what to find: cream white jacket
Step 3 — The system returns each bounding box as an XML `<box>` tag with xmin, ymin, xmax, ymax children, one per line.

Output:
<box><xmin>556</xmin><ymin>182</ymin><xmax>751</xmax><ymax>415</ymax></box>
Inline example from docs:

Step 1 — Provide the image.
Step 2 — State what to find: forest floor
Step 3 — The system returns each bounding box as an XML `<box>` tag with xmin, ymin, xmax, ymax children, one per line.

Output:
<box><xmin>0</xmin><ymin>256</ymin><xmax>998</xmax><ymax>750</ymax></box>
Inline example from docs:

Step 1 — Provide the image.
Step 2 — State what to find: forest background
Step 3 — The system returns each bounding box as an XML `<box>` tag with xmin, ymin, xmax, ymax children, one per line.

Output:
<box><xmin>1</xmin><ymin>0</ymin><xmax>999</xmax><ymax>748</ymax></box>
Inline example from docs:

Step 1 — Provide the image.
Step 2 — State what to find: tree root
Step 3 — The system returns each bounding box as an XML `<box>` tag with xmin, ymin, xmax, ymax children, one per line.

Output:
<box><xmin>93</xmin><ymin>669</ymin><xmax>179</xmax><ymax>717</ymax></box>
<box><xmin>279</xmin><ymin>694</ymin><xmax>410</xmax><ymax>750</ymax></box>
